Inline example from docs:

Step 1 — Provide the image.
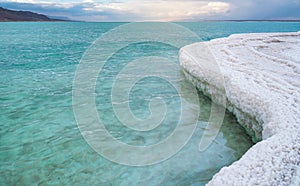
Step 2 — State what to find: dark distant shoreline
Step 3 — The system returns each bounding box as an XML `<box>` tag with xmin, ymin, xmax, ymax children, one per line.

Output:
<box><xmin>0</xmin><ymin>7</ymin><xmax>69</xmax><ymax>22</ymax></box>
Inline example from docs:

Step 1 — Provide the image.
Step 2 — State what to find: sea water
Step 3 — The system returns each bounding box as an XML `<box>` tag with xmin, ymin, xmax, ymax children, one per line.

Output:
<box><xmin>0</xmin><ymin>22</ymin><xmax>299</xmax><ymax>185</ymax></box>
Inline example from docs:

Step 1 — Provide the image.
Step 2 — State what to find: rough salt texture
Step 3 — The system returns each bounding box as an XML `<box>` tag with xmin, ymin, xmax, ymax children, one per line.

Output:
<box><xmin>179</xmin><ymin>32</ymin><xmax>300</xmax><ymax>185</ymax></box>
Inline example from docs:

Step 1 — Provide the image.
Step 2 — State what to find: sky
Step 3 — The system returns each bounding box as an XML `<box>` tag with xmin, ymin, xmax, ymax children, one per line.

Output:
<box><xmin>1</xmin><ymin>0</ymin><xmax>300</xmax><ymax>21</ymax></box>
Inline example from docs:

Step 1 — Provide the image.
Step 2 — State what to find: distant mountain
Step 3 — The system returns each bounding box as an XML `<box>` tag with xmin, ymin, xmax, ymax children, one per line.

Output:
<box><xmin>0</xmin><ymin>7</ymin><xmax>68</xmax><ymax>22</ymax></box>
<box><xmin>48</xmin><ymin>15</ymin><xmax>71</xmax><ymax>21</ymax></box>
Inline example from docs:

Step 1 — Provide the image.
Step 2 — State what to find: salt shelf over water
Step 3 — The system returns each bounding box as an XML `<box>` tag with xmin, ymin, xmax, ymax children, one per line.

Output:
<box><xmin>179</xmin><ymin>32</ymin><xmax>300</xmax><ymax>185</ymax></box>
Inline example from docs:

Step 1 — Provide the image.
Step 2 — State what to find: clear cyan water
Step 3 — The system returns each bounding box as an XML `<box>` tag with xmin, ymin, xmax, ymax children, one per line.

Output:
<box><xmin>1</xmin><ymin>22</ymin><xmax>299</xmax><ymax>185</ymax></box>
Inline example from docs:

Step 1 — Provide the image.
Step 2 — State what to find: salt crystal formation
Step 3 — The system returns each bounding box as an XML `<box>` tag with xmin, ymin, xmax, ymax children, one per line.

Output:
<box><xmin>179</xmin><ymin>32</ymin><xmax>300</xmax><ymax>185</ymax></box>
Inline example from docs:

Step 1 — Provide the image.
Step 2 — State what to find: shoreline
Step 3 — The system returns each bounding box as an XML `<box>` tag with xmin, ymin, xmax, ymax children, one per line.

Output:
<box><xmin>179</xmin><ymin>31</ymin><xmax>300</xmax><ymax>185</ymax></box>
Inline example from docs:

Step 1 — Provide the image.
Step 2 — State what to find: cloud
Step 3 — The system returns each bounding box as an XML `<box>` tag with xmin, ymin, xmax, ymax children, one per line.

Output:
<box><xmin>1</xmin><ymin>0</ymin><xmax>300</xmax><ymax>21</ymax></box>
<box><xmin>0</xmin><ymin>0</ymin><xmax>231</xmax><ymax>21</ymax></box>
<box><xmin>221</xmin><ymin>0</ymin><xmax>300</xmax><ymax>20</ymax></box>
<box><xmin>81</xmin><ymin>1</ymin><xmax>230</xmax><ymax>21</ymax></box>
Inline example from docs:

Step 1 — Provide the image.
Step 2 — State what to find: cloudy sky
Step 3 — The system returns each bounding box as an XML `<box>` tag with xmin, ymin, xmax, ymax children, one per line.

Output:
<box><xmin>1</xmin><ymin>0</ymin><xmax>300</xmax><ymax>21</ymax></box>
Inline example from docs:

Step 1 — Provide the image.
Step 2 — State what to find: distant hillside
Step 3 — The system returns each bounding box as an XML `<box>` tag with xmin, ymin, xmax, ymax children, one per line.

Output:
<box><xmin>0</xmin><ymin>7</ymin><xmax>68</xmax><ymax>22</ymax></box>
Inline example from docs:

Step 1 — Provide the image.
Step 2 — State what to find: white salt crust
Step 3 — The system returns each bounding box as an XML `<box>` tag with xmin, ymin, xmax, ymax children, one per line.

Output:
<box><xmin>179</xmin><ymin>32</ymin><xmax>300</xmax><ymax>185</ymax></box>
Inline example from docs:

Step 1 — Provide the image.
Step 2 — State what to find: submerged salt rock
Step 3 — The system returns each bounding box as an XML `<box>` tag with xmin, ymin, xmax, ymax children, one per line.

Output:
<box><xmin>179</xmin><ymin>31</ymin><xmax>300</xmax><ymax>185</ymax></box>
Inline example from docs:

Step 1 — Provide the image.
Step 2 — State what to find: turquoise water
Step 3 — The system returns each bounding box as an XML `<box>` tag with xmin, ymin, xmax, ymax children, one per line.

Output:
<box><xmin>0</xmin><ymin>22</ymin><xmax>299</xmax><ymax>185</ymax></box>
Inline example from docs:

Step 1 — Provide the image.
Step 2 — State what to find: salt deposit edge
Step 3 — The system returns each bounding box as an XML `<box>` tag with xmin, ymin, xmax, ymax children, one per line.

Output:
<box><xmin>179</xmin><ymin>32</ymin><xmax>300</xmax><ymax>185</ymax></box>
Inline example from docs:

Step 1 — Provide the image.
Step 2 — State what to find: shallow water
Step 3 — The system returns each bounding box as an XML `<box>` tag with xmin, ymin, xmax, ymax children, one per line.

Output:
<box><xmin>0</xmin><ymin>22</ymin><xmax>299</xmax><ymax>185</ymax></box>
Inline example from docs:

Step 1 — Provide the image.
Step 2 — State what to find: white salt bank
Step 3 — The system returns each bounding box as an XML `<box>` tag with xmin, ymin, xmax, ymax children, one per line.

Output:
<box><xmin>179</xmin><ymin>32</ymin><xmax>300</xmax><ymax>185</ymax></box>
